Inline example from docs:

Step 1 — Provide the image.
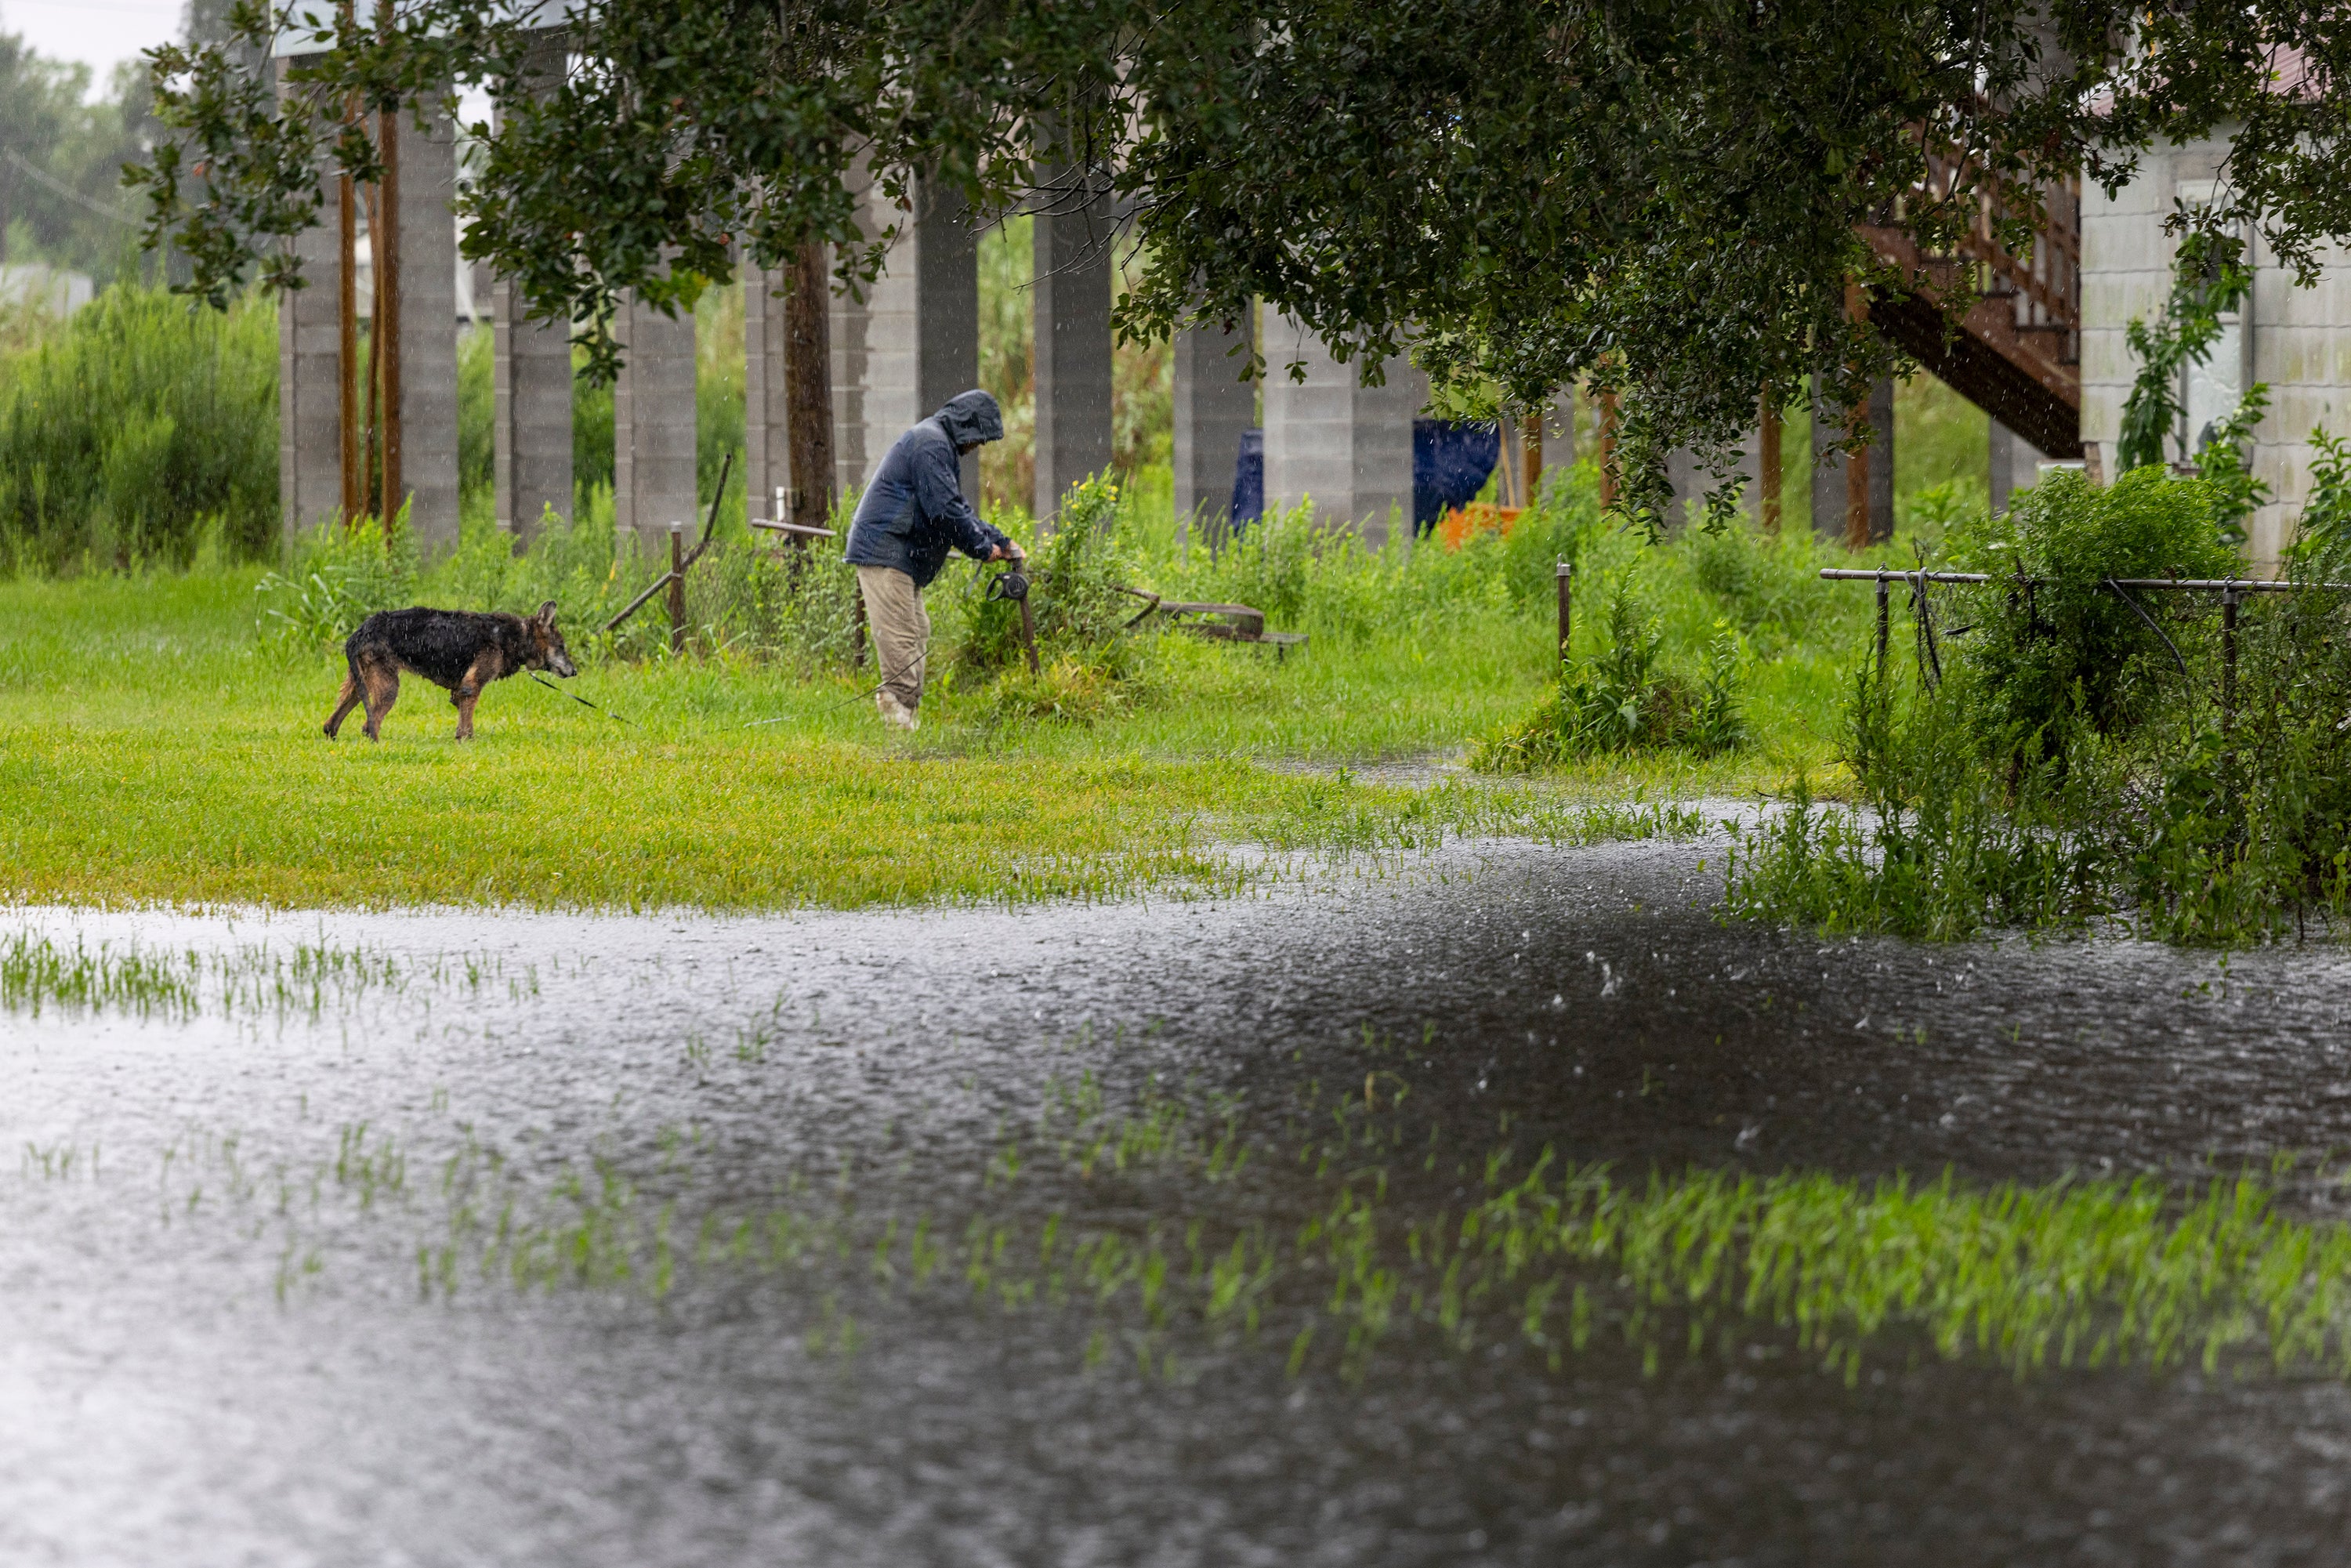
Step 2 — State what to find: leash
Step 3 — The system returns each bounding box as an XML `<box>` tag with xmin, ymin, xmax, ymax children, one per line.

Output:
<box><xmin>532</xmin><ymin>673</ymin><xmax>635</xmax><ymax>725</ymax></box>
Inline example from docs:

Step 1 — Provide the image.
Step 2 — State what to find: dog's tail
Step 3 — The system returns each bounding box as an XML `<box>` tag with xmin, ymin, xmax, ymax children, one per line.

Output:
<box><xmin>342</xmin><ymin>612</ymin><xmax>379</xmax><ymax>680</ymax></box>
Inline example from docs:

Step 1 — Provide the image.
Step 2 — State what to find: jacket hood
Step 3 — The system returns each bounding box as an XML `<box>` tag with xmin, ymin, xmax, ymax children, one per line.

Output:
<box><xmin>934</xmin><ymin>389</ymin><xmax>1005</xmax><ymax>447</ymax></box>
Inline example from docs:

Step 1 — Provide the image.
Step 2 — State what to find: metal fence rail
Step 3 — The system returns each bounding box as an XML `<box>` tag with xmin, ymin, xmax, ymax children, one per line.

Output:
<box><xmin>1819</xmin><ymin>568</ymin><xmax>2351</xmax><ymax>772</ymax></box>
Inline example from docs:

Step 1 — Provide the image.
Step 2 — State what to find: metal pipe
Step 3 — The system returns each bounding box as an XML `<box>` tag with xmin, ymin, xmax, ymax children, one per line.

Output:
<box><xmin>2222</xmin><ymin>583</ymin><xmax>2241</xmax><ymax>818</ymax></box>
<box><xmin>668</xmin><ymin>523</ymin><xmax>686</xmax><ymax>654</ymax></box>
<box><xmin>1820</xmin><ymin>570</ymin><xmax>2351</xmax><ymax>592</ymax></box>
<box><xmin>1556</xmin><ymin>559</ymin><xmax>1572</xmax><ymax>662</ymax></box>
<box><xmin>1875</xmin><ymin>574</ymin><xmax>1889</xmax><ymax>672</ymax></box>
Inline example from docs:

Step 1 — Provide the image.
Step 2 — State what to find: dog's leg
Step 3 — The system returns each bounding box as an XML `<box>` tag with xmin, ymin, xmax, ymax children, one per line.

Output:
<box><xmin>324</xmin><ymin>675</ymin><xmax>362</xmax><ymax>740</ymax></box>
<box><xmin>360</xmin><ymin>659</ymin><xmax>400</xmax><ymax>741</ymax></box>
<box><xmin>451</xmin><ymin>652</ymin><xmax>500</xmax><ymax>741</ymax></box>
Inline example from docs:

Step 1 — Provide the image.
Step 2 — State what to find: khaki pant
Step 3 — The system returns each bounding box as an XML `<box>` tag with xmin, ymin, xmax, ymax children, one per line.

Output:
<box><xmin>857</xmin><ymin>566</ymin><xmax>932</xmax><ymax>710</ymax></box>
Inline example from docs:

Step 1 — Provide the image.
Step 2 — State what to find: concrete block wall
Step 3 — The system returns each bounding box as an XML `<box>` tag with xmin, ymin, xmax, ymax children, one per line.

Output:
<box><xmin>612</xmin><ymin>292</ymin><xmax>698</xmax><ymax>558</ymax></box>
<box><xmin>1260</xmin><ymin>309</ymin><xmax>1425</xmax><ymax>549</ymax></box>
<box><xmin>491</xmin><ymin>28</ymin><xmax>573</xmax><ymax>545</ymax></box>
<box><xmin>2246</xmin><ymin>237</ymin><xmax>2351</xmax><ymax>562</ymax></box>
<box><xmin>277</xmin><ymin>164</ymin><xmax>343</xmax><ymax>545</ymax></box>
<box><xmin>1032</xmin><ymin>189</ymin><xmax>1116</xmax><ymax>518</ymax></box>
<box><xmin>830</xmin><ymin>168</ymin><xmax>980</xmax><ymax>504</ymax></box>
<box><xmin>396</xmin><ymin>107</ymin><xmax>462</xmax><ymax>558</ymax></box>
<box><xmin>1989</xmin><ymin>420</ymin><xmax>2050</xmax><ymax>515</ymax></box>
<box><xmin>1172</xmin><ymin>317</ymin><xmax>1255</xmax><ymax>534</ymax></box>
<box><xmin>2082</xmin><ymin>134</ymin><xmax>2351</xmax><ymax>564</ymax></box>
<box><xmin>1665</xmin><ymin>439</ymin><xmax>1762</xmax><ymax>527</ymax></box>
<box><xmin>745</xmin><ymin>262</ymin><xmax>794</xmax><ymax>521</ymax></box>
<box><xmin>1809</xmin><ymin>375</ymin><xmax>1896</xmax><ymax>542</ymax></box>
<box><xmin>492</xmin><ymin>277</ymin><xmax>571</xmax><ymax>543</ymax></box>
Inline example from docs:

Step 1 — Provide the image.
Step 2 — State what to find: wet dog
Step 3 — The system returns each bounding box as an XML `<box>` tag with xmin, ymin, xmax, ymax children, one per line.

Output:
<box><xmin>324</xmin><ymin>601</ymin><xmax>577</xmax><ymax>741</ymax></box>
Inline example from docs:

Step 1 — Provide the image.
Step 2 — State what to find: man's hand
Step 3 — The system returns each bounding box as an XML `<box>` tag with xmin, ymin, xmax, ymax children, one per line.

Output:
<box><xmin>991</xmin><ymin>542</ymin><xmax>1027</xmax><ymax>564</ymax></box>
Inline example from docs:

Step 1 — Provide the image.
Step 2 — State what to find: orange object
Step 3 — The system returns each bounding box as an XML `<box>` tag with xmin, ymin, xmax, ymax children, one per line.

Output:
<box><xmin>1436</xmin><ymin>502</ymin><xmax>1521</xmax><ymax>550</ymax></box>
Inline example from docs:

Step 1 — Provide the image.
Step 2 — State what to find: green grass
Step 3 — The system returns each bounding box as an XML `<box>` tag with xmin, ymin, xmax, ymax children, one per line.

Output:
<box><xmin>0</xmin><ymin>458</ymin><xmax>1966</xmax><ymax>912</ymax></box>
<box><xmin>155</xmin><ymin>1045</ymin><xmax>2351</xmax><ymax>1386</ymax></box>
<box><xmin>0</xmin><ymin>561</ymin><xmax>1742</xmax><ymax>910</ymax></box>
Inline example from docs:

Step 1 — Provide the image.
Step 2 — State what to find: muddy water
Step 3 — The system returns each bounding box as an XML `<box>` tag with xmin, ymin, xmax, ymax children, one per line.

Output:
<box><xmin>7</xmin><ymin>839</ymin><xmax>2351</xmax><ymax>1566</ymax></box>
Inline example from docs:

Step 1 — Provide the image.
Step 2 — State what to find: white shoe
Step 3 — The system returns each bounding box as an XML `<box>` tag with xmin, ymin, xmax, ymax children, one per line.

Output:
<box><xmin>876</xmin><ymin>690</ymin><xmax>920</xmax><ymax>732</ymax></box>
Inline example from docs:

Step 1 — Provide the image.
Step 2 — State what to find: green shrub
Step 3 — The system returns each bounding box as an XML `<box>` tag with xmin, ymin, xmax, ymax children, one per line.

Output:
<box><xmin>1940</xmin><ymin>467</ymin><xmax>2236</xmax><ymax>770</ymax></box>
<box><xmin>1473</xmin><ymin>574</ymin><xmax>1744</xmax><ymax>770</ymax></box>
<box><xmin>934</xmin><ymin>474</ymin><xmax>1156</xmax><ymax>707</ymax></box>
<box><xmin>1730</xmin><ymin>465</ymin><xmax>2351</xmax><ymax>945</ymax></box>
<box><xmin>0</xmin><ymin>283</ymin><xmax>277</xmax><ymax>573</ymax></box>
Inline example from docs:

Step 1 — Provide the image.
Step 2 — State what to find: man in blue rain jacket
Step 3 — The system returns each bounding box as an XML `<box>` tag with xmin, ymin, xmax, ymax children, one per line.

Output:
<box><xmin>842</xmin><ymin>389</ymin><xmax>1021</xmax><ymax>730</ymax></box>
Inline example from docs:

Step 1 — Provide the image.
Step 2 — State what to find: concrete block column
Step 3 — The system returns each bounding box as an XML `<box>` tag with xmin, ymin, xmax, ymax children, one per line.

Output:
<box><xmin>1172</xmin><ymin>315</ymin><xmax>1255</xmax><ymax>534</ymax></box>
<box><xmin>746</xmin><ymin>262</ymin><xmax>793</xmax><ymax>520</ymax></box>
<box><xmin>1032</xmin><ymin>183</ymin><xmax>1115</xmax><ymax>518</ymax></box>
<box><xmin>1261</xmin><ymin>309</ymin><xmax>1424</xmax><ymax>549</ymax></box>
<box><xmin>1810</xmin><ymin>374</ymin><xmax>1896</xmax><ymax>543</ymax></box>
<box><xmin>1666</xmin><ymin>439</ymin><xmax>1763</xmax><ymax>527</ymax></box>
<box><xmin>1989</xmin><ymin>418</ymin><xmax>2050</xmax><ymax>516</ymax></box>
<box><xmin>613</xmin><ymin>292</ymin><xmax>698</xmax><ymax>558</ymax></box>
<box><xmin>274</xmin><ymin>58</ymin><xmax>342</xmax><ymax>546</ymax></box>
<box><xmin>492</xmin><ymin>278</ymin><xmax>573</xmax><ymax>544</ymax></box>
<box><xmin>491</xmin><ymin>29</ymin><xmax>572</xmax><ymax>545</ymax></box>
<box><xmin>829</xmin><ymin>166</ymin><xmax>980</xmax><ymax>503</ymax></box>
<box><xmin>277</xmin><ymin>170</ymin><xmax>342</xmax><ymax>545</ymax></box>
<box><xmin>395</xmin><ymin>103</ymin><xmax>462</xmax><ymax>558</ymax></box>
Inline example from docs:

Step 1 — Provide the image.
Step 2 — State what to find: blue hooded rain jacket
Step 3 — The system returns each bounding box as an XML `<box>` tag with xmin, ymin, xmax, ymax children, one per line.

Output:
<box><xmin>844</xmin><ymin>389</ymin><xmax>1012</xmax><ymax>588</ymax></box>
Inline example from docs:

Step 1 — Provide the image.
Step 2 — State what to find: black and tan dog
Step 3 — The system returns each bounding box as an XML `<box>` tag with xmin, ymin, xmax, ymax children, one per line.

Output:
<box><xmin>324</xmin><ymin>602</ymin><xmax>577</xmax><ymax>741</ymax></box>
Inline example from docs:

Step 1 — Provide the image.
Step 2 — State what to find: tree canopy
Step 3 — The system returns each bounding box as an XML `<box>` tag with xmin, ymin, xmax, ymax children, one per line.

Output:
<box><xmin>132</xmin><ymin>1</ymin><xmax>2351</xmax><ymax>519</ymax></box>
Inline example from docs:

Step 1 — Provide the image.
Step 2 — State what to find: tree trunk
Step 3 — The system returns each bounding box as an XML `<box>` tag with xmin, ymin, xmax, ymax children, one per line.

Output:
<box><xmin>784</xmin><ymin>240</ymin><xmax>835</xmax><ymax>534</ymax></box>
<box><xmin>377</xmin><ymin>107</ymin><xmax>404</xmax><ymax>526</ymax></box>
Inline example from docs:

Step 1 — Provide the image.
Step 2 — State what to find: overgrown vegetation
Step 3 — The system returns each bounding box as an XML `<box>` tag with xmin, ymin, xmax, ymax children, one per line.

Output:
<box><xmin>0</xmin><ymin>284</ymin><xmax>276</xmax><ymax>572</ymax></box>
<box><xmin>1728</xmin><ymin>467</ymin><xmax>2351</xmax><ymax>944</ymax></box>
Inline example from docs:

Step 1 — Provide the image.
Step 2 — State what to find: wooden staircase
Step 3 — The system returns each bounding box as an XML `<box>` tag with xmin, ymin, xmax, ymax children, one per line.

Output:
<box><xmin>1857</xmin><ymin>150</ymin><xmax>2083</xmax><ymax>458</ymax></box>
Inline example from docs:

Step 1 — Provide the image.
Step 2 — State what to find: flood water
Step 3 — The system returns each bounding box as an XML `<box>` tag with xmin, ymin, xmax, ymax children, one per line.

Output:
<box><xmin>9</xmin><ymin>837</ymin><xmax>2351</xmax><ymax>1565</ymax></box>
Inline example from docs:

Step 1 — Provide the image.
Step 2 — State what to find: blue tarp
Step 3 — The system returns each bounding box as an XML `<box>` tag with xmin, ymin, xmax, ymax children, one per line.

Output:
<box><xmin>1226</xmin><ymin>420</ymin><xmax>1498</xmax><ymax>535</ymax></box>
<box><xmin>1414</xmin><ymin>420</ymin><xmax>1500</xmax><ymax>530</ymax></box>
<box><xmin>1229</xmin><ymin>428</ymin><xmax>1266</xmax><ymax>530</ymax></box>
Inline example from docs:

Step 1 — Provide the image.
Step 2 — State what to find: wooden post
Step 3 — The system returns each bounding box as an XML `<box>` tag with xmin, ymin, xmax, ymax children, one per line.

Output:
<box><xmin>1523</xmin><ymin>409</ymin><xmax>1543</xmax><ymax>505</ymax></box>
<box><xmin>376</xmin><ymin>106</ymin><xmax>403</xmax><ymax>525</ymax></box>
<box><xmin>1556</xmin><ymin>559</ymin><xmax>1573</xmax><ymax>662</ymax></box>
<box><xmin>668</xmin><ymin>522</ymin><xmax>686</xmax><ymax>653</ymax></box>
<box><xmin>1758</xmin><ymin>386</ymin><xmax>1781</xmax><ymax>534</ymax></box>
<box><xmin>784</xmin><ymin>240</ymin><xmax>835</xmax><ymax>538</ymax></box>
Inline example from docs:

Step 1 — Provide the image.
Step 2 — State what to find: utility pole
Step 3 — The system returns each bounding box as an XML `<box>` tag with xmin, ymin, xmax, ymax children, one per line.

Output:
<box><xmin>1759</xmin><ymin>386</ymin><xmax>1781</xmax><ymax>534</ymax></box>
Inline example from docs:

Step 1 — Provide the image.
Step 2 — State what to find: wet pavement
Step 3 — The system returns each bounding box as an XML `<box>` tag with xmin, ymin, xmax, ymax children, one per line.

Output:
<box><xmin>7</xmin><ymin>836</ymin><xmax>2351</xmax><ymax>1566</ymax></box>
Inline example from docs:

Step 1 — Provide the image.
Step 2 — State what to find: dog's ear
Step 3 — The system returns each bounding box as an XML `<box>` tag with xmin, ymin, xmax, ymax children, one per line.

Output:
<box><xmin>534</xmin><ymin>599</ymin><xmax>559</xmax><ymax>627</ymax></box>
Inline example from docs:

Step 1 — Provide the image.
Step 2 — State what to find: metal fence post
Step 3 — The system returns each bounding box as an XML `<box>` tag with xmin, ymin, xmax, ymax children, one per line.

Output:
<box><xmin>1875</xmin><ymin>573</ymin><xmax>1889</xmax><ymax>675</ymax></box>
<box><xmin>1556</xmin><ymin>559</ymin><xmax>1573</xmax><ymax>663</ymax></box>
<box><xmin>2222</xmin><ymin>582</ymin><xmax>2240</xmax><ymax>812</ymax></box>
<box><xmin>668</xmin><ymin>521</ymin><xmax>686</xmax><ymax>654</ymax></box>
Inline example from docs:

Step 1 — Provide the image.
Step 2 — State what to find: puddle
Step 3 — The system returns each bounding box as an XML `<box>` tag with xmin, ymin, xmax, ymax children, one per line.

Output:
<box><xmin>7</xmin><ymin>838</ymin><xmax>2351</xmax><ymax>1564</ymax></box>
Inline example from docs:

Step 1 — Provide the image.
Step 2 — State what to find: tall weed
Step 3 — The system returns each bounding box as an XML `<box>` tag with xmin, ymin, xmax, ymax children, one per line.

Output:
<box><xmin>0</xmin><ymin>284</ymin><xmax>277</xmax><ymax>572</ymax></box>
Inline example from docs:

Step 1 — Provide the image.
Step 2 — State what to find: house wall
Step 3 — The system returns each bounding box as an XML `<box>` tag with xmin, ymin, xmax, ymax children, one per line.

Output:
<box><xmin>2081</xmin><ymin>135</ymin><xmax>2351</xmax><ymax>565</ymax></box>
